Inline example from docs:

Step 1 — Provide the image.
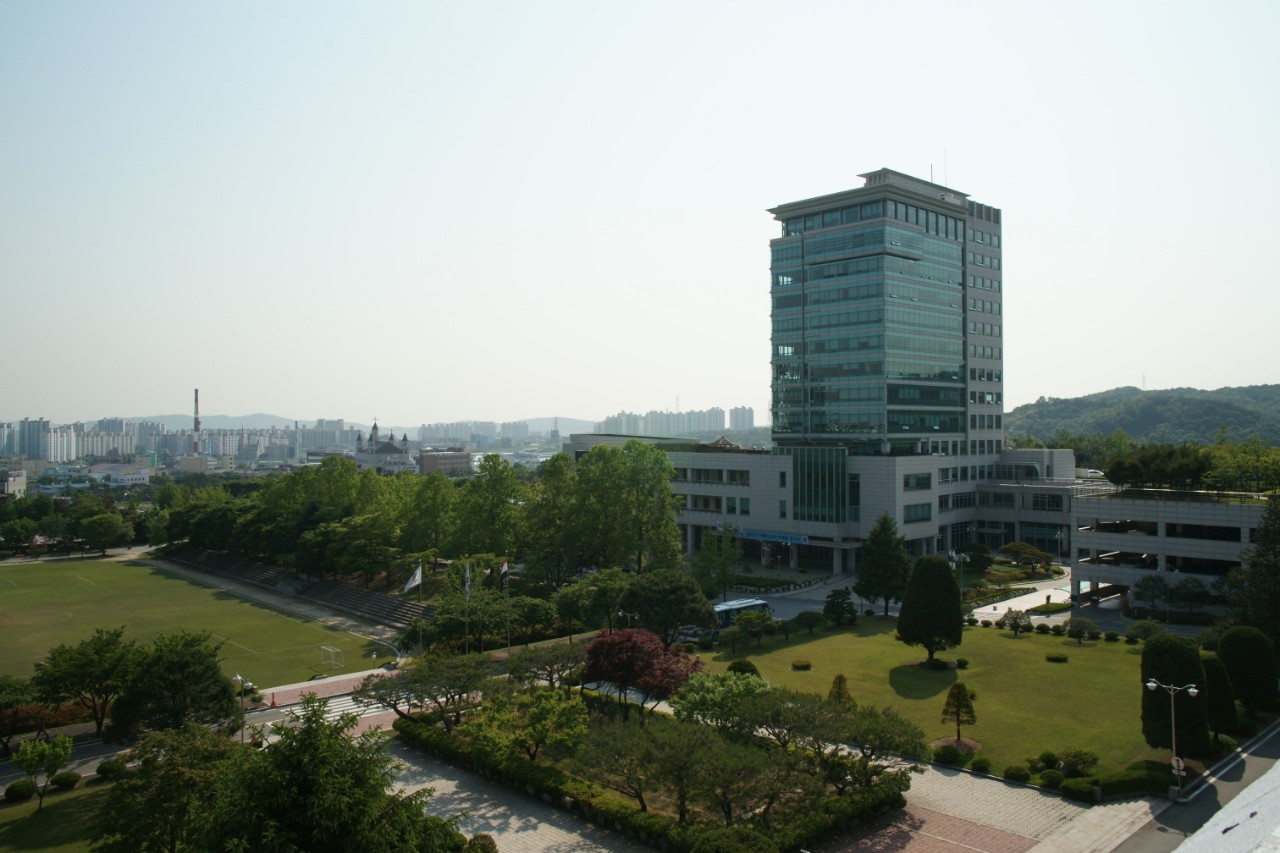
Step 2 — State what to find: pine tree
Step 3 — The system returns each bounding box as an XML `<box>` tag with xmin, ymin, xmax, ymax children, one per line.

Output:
<box><xmin>897</xmin><ymin>555</ymin><xmax>963</xmax><ymax>661</ymax></box>
<box><xmin>827</xmin><ymin>674</ymin><xmax>856</xmax><ymax>709</ymax></box>
<box><xmin>940</xmin><ymin>682</ymin><xmax>977</xmax><ymax>743</ymax></box>
<box><xmin>854</xmin><ymin>514</ymin><xmax>911</xmax><ymax>616</ymax></box>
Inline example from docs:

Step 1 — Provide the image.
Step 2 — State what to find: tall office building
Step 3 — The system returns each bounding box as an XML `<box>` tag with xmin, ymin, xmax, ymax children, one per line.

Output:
<box><xmin>769</xmin><ymin>168</ymin><xmax>1003</xmax><ymax>456</ymax></box>
<box><xmin>568</xmin><ymin>169</ymin><xmax>1075</xmax><ymax>573</ymax></box>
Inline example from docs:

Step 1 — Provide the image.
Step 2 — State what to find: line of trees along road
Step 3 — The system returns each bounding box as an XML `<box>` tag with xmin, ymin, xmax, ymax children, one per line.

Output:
<box><xmin>143</xmin><ymin>441</ymin><xmax>682</xmax><ymax>593</ymax></box>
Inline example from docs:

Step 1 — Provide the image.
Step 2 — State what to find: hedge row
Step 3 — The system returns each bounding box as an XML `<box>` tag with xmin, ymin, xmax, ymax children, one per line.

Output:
<box><xmin>1058</xmin><ymin>768</ymin><xmax>1172</xmax><ymax>802</ymax></box>
<box><xmin>393</xmin><ymin>715</ymin><xmax>906</xmax><ymax>851</ymax></box>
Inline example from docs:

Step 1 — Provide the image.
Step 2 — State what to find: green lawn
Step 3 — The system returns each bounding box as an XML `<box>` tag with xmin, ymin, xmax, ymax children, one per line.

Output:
<box><xmin>0</xmin><ymin>559</ymin><xmax>383</xmax><ymax>687</ymax></box>
<box><xmin>704</xmin><ymin>617</ymin><xmax>1159</xmax><ymax>776</ymax></box>
<box><xmin>0</xmin><ymin>783</ymin><xmax>104</xmax><ymax>852</ymax></box>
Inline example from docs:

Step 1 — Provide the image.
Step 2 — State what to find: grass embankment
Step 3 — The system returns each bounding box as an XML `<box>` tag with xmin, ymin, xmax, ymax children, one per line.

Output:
<box><xmin>0</xmin><ymin>559</ymin><xmax>380</xmax><ymax>685</ymax></box>
<box><xmin>703</xmin><ymin>617</ymin><xmax>1157</xmax><ymax>777</ymax></box>
<box><xmin>0</xmin><ymin>784</ymin><xmax>106</xmax><ymax>852</ymax></box>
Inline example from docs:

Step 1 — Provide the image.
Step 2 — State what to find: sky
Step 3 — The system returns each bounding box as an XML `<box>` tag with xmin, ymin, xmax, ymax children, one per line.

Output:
<box><xmin>3</xmin><ymin>1</ymin><xmax>1278</xmax><ymax>428</ymax></box>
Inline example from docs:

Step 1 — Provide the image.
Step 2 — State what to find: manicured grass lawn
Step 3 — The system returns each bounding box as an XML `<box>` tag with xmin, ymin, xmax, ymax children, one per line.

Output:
<box><xmin>0</xmin><ymin>783</ymin><xmax>105</xmax><ymax>852</ymax></box>
<box><xmin>0</xmin><ymin>559</ymin><xmax>381</xmax><ymax>687</ymax></box>
<box><xmin>703</xmin><ymin>617</ymin><xmax>1158</xmax><ymax>777</ymax></box>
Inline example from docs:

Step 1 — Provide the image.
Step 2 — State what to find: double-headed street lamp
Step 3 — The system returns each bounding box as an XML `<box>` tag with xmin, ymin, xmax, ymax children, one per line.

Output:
<box><xmin>1145</xmin><ymin>678</ymin><xmax>1198</xmax><ymax>799</ymax></box>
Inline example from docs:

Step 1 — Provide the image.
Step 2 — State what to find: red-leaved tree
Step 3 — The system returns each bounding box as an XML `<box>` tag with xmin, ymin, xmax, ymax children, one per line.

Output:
<box><xmin>583</xmin><ymin>629</ymin><xmax>700</xmax><ymax>720</ymax></box>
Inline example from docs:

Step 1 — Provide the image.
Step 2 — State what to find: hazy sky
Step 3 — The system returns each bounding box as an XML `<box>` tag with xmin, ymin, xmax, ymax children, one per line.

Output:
<box><xmin>4</xmin><ymin>1</ymin><xmax>1277</xmax><ymax>427</ymax></box>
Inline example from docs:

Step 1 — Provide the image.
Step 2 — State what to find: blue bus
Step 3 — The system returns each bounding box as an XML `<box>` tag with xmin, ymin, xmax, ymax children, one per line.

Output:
<box><xmin>713</xmin><ymin>598</ymin><xmax>771</xmax><ymax>629</ymax></box>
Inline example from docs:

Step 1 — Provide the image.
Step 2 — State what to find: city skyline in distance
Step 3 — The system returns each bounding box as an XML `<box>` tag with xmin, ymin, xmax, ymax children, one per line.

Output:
<box><xmin>4</xmin><ymin>3</ymin><xmax>1278</xmax><ymax>425</ymax></box>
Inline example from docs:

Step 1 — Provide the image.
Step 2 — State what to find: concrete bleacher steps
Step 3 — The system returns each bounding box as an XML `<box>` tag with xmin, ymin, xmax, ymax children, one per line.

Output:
<box><xmin>165</xmin><ymin>548</ymin><xmax>432</xmax><ymax>630</ymax></box>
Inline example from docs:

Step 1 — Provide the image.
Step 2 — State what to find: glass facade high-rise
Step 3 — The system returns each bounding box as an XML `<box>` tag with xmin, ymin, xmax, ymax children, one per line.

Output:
<box><xmin>768</xmin><ymin>169</ymin><xmax>1003</xmax><ymax>458</ymax></box>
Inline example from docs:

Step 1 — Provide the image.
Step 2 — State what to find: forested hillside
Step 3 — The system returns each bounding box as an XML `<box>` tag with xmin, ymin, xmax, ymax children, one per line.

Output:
<box><xmin>1005</xmin><ymin>385</ymin><xmax>1280</xmax><ymax>446</ymax></box>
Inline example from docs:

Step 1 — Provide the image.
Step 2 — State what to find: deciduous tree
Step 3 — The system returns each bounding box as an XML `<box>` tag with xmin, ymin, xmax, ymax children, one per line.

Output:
<box><xmin>12</xmin><ymin>734</ymin><xmax>72</xmax><ymax>811</ymax></box>
<box><xmin>32</xmin><ymin>626</ymin><xmax>138</xmax><ymax>736</ymax></box>
<box><xmin>92</xmin><ymin>725</ymin><xmax>236</xmax><ymax>852</ymax></box>
<box><xmin>617</xmin><ymin>569</ymin><xmax>715</xmax><ymax>647</ymax></box>
<box><xmin>107</xmin><ymin>631</ymin><xmax>240</xmax><ymax>739</ymax></box>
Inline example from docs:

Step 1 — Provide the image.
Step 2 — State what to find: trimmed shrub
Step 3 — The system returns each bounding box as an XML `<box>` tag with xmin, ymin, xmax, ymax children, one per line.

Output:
<box><xmin>682</xmin><ymin>643</ymin><xmax>697</xmax><ymax>655</ymax></box>
<box><xmin>464</xmin><ymin>835</ymin><xmax>500</xmax><ymax>853</ymax></box>
<box><xmin>925</xmin><ymin>658</ymin><xmax>950</xmax><ymax>671</ymax></box>
<box><xmin>791</xmin><ymin>660</ymin><xmax>812</xmax><ymax>671</ymax></box>
<box><xmin>1059</xmin><ymin>777</ymin><xmax>1097</xmax><ymax>802</ymax></box>
<box><xmin>970</xmin><ymin>756</ymin><xmax>991</xmax><ymax>774</ymax></box>
<box><xmin>1057</xmin><ymin>747</ymin><xmax>1100</xmax><ymax>778</ymax></box>
<box><xmin>95</xmin><ymin>758</ymin><xmax>129</xmax><ymax>781</ymax></box>
<box><xmin>1033</xmin><ymin>623</ymin><xmax>1049</xmax><ymax>634</ymax></box>
<box><xmin>955</xmin><ymin>657</ymin><xmax>970</xmax><ymax>670</ymax></box>
<box><xmin>934</xmin><ymin>744</ymin><xmax>963</xmax><ymax>765</ymax></box>
<box><xmin>1086</xmin><ymin>630</ymin><xmax>1102</xmax><ymax>641</ymax></box>
<box><xmin>5</xmin><ymin>779</ymin><xmax>35</xmax><ymax>803</ymax></box>
<box><xmin>1039</xmin><ymin>769</ymin><xmax>1064</xmax><ymax>789</ymax></box>
<box><xmin>994</xmin><ymin>618</ymin><xmax>1008</xmax><ymax>629</ymax></box>
<box><xmin>1125</xmin><ymin>619</ymin><xmax>1165</xmax><ymax>642</ymax></box>
<box><xmin>50</xmin><ymin>770</ymin><xmax>81</xmax><ymax>791</ymax></box>
<box><xmin>1124</xmin><ymin>636</ymin><xmax>1140</xmax><ymax>645</ymax></box>
<box><xmin>965</xmin><ymin>617</ymin><xmax>979</xmax><ymax>626</ymax></box>
<box><xmin>1045</xmin><ymin>654</ymin><xmax>1069</xmax><ymax>663</ymax></box>
<box><xmin>980</xmin><ymin>619</ymin><xmax>993</xmax><ymax>628</ymax></box>
<box><xmin>864</xmin><ymin>608</ymin><xmax>876</xmax><ymax>617</ymax></box>
<box><xmin>692</xmin><ymin>826</ymin><xmax>782</xmax><ymax>853</ymax></box>
<box><xmin>1104</xmin><ymin>631</ymin><xmax>1120</xmax><ymax>642</ymax></box>
<box><xmin>727</xmin><ymin>659</ymin><xmax>760</xmax><ymax>677</ymax></box>
<box><xmin>1038</xmin><ymin>750</ymin><xmax>1059</xmax><ymax>770</ymax></box>
<box><xmin>1049</xmin><ymin>624</ymin><xmax>1066</xmax><ymax>636</ymax></box>
<box><xmin>1003</xmin><ymin>765</ymin><xmax>1031</xmax><ymax>783</ymax></box>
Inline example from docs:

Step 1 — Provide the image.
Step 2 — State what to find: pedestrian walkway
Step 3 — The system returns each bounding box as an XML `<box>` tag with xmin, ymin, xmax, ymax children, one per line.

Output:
<box><xmin>393</xmin><ymin>742</ymin><xmax>650</xmax><ymax>853</ymax></box>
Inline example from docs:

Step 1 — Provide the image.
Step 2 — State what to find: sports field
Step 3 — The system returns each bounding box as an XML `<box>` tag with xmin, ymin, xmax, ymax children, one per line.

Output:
<box><xmin>0</xmin><ymin>558</ymin><xmax>382</xmax><ymax>687</ymax></box>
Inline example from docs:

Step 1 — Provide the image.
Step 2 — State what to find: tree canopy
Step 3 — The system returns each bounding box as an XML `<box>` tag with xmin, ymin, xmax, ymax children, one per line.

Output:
<box><xmin>854</xmin><ymin>514</ymin><xmax>911</xmax><ymax>616</ymax></box>
<box><xmin>896</xmin><ymin>555</ymin><xmax>963</xmax><ymax>661</ymax></box>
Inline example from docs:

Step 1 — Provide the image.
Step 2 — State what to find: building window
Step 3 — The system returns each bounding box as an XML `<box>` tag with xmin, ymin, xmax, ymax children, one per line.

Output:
<box><xmin>904</xmin><ymin>503</ymin><xmax>932</xmax><ymax>523</ymax></box>
<box><xmin>903</xmin><ymin>473</ymin><xmax>932</xmax><ymax>491</ymax></box>
<box><xmin>726</xmin><ymin>497</ymin><xmax>737</xmax><ymax>515</ymax></box>
<box><xmin>779</xmin><ymin>500</ymin><xmax>787</xmax><ymax>519</ymax></box>
<box><xmin>779</xmin><ymin>471</ymin><xmax>787</xmax><ymax>488</ymax></box>
<box><xmin>740</xmin><ymin>498</ymin><xmax>751</xmax><ymax>516</ymax></box>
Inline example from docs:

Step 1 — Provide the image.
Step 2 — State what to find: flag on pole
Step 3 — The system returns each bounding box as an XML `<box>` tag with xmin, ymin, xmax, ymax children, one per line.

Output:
<box><xmin>465</xmin><ymin>561</ymin><xmax>471</xmax><ymax>602</ymax></box>
<box><xmin>499</xmin><ymin>561</ymin><xmax>509</xmax><ymax>589</ymax></box>
<box><xmin>403</xmin><ymin>563</ymin><xmax>423</xmax><ymax>593</ymax></box>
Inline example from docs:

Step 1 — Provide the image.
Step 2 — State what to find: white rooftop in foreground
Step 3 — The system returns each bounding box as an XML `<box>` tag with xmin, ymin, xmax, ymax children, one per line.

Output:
<box><xmin>1180</xmin><ymin>758</ymin><xmax>1280</xmax><ymax>852</ymax></box>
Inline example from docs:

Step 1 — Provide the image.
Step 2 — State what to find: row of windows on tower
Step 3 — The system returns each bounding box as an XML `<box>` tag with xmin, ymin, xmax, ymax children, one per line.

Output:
<box><xmin>782</xmin><ymin>199</ymin><xmax>970</xmax><ymax>244</ymax></box>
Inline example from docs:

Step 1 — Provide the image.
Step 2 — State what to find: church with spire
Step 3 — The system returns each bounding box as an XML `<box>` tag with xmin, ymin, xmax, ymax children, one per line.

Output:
<box><xmin>353</xmin><ymin>420</ymin><xmax>417</xmax><ymax>474</ymax></box>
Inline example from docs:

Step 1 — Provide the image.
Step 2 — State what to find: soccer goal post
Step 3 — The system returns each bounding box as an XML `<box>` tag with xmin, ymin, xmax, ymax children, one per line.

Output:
<box><xmin>320</xmin><ymin>645</ymin><xmax>345</xmax><ymax>668</ymax></box>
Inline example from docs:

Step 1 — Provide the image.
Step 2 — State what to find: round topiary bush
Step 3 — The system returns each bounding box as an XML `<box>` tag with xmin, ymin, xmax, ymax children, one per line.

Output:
<box><xmin>683</xmin><ymin>642</ymin><xmax>697</xmax><ymax>655</ymax></box>
<box><xmin>980</xmin><ymin>619</ymin><xmax>993</xmax><ymax>628</ymax></box>
<box><xmin>1038</xmin><ymin>750</ymin><xmax>1059</xmax><ymax>770</ymax></box>
<box><xmin>94</xmin><ymin>758</ymin><xmax>128</xmax><ymax>782</ymax></box>
<box><xmin>5</xmin><ymin>779</ymin><xmax>35</xmax><ymax>803</ymax></box>
<box><xmin>934</xmin><ymin>743</ymin><xmax>963</xmax><ymax>765</ymax></box>
<box><xmin>1087</xmin><ymin>629</ymin><xmax>1102</xmax><ymax>641</ymax></box>
<box><xmin>1039</xmin><ymin>769</ymin><xmax>1064</xmax><ymax>789</ymax></box>
<box><xmin>51</xmin><ymin>771</ymin><xmax>81</xmax><ymax>791</ymax></box>
<box><xmin>865</xmin><ymin>608</ymin><xmax>876</xmax><ymax>617</ymax></box>
<box><xmin>464</xmin><ymin>834</ymin><xmax>500</xmax><ymax>853</ymax></box>
<box><xmin>1003</xmin><ymin>765</ymin><xmax>1031</xmax><ymax>783</ymax></box>
<box><xmin>727</xmin><ymin>659</ymin><xmax>760</xmax><ymax>677</ymax></box>
<box><xmin>1035</xmin><ymin>623</ymin><xmax>1051</xmax><ymax>634</ymax></box>
<box><xmin>970</xmin><ymin>756</ymin><xmax>991</xmax><ymax>774</ymax></box>
<box><xmin>955</xmin><ymin>657</ymin><xmax>969</xmax><ymax>669</ymax></box>
<box><xmin>965</xmin><ymin>617</ymin><xmax>979</xmax><ymax>626</ymax></box>
<box><xmin>1050</xmin><ymin>624</ymin><xmax>1066</xmax><ymax>636</ymax></box>
<box><xmin>1104</xmin><ymin>631</ymin><xmax>1120</xmax><ymax>642</ymax></box>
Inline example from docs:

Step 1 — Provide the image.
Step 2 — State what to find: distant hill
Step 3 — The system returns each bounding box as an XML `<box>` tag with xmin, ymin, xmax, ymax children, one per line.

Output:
<box><xmin>1005</xmin><ymin>385</ymin><xmax>1280</xmax><ymax>446</ymax></box>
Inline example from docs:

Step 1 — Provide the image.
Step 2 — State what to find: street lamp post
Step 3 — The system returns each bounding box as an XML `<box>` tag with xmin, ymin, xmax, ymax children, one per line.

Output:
<box><xmin>1146</xmin><ymin>678</ymin><xmax>1199</xmax><ymax>800</ymax></box>
<box><xmin>234</xmin><ymin>674</ymin><xmax>253</xmax><ymax>744</ymax></box>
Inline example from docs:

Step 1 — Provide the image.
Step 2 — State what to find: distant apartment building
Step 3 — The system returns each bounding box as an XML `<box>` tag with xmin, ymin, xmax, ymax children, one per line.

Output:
<box><xmin>729</xmin><ymin>406</ymin><xmax>755</xmax><ymax>430</ymax></box>
<box><xmin>1</xmin><ymin>469</ymin><xmax>27</xmax><ymax>499</ymax></box>
<box><xmin>595</xmin><ymin>407</ymin><xmax>735</xmax><ymax>437</ymax></box>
